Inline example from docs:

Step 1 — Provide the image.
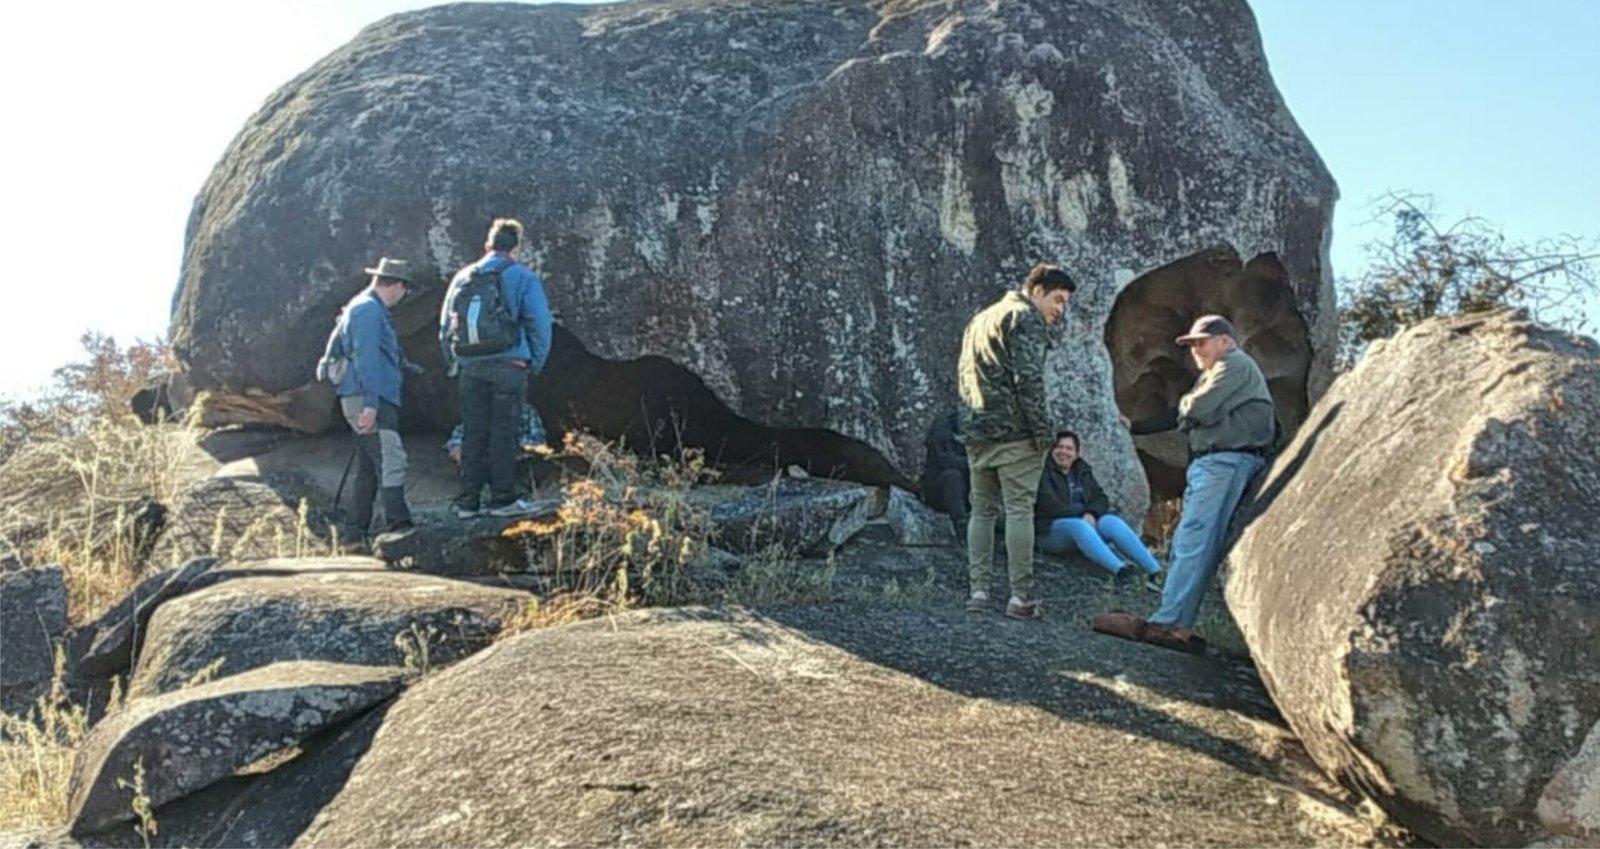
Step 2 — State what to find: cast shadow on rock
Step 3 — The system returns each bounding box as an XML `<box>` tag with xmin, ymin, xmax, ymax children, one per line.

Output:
<box><xmin>759</xmin><ymin>602</ymin><xmax>1352</xmax><ymax>813</ymax></box>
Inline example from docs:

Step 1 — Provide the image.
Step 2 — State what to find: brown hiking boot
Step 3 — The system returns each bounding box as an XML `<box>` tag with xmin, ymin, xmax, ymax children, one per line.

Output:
<box><xmin>1140</xmin><ymin>622</ymin><xmax>1208</xmax><ymax>656</ymax></box>
<box><xmin>965</xmin><ymin>591</ymin><xmax>992</xmax><ymax>613</ymax></box>
<box><xmin>1004</xmin><ymin>596</ymin><xmax>1042</xmax><ymax>620</ymax></box>
<box><xmin>1090</xmin><ymin>610</ymin><xmax>1146</xmax><ymax>641</ymax></box>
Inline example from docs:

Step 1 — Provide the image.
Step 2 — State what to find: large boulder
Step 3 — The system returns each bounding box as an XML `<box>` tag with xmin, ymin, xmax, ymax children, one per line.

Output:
<box><xmin>1226</xmin><ymin>311</ymin><xmax>1600</xmax><ymax>847</ymax></box>
<box><xmin>127</xmin><ymin>557</ymin><xmax>527</xmax><ymax>699</ymax></box>
<box><xmin>170</xmin><ymin>0</ymin><xmax>1337</xmax><ymax>515</ymax></box>
<box><xmin>181</xmin><ymin>606</ymin><xmax>1371</xmax><ymax>848</ymax></box>
<box><xmin>67</xmin><ymin>661</ymin><xmax>403</xmax><ymax>836</ymax></box>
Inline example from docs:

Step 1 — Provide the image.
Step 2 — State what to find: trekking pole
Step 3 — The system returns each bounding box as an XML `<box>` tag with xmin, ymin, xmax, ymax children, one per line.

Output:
<box><xmin>332</xmin><ymin>443</ymin><xmax>357</xmax><ymax>515</ymax></box>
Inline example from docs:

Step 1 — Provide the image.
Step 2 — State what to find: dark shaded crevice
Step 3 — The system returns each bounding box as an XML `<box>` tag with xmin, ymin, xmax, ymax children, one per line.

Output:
<box><xmin>528</xmin><ymin>326</ymin><xmax>910</xmax><ymax>487</ymax></box>
<box><xmin>1105</xmin><ymin>246</ymin><xmax>1312</xmax><ymax>500</ymax></box>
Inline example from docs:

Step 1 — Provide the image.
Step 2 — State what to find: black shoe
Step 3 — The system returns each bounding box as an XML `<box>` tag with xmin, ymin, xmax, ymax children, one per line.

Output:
<box><xmin>1113</xmin><ymin>566</ymin><xmax>1159</xmax><ymax>592</ymax></box>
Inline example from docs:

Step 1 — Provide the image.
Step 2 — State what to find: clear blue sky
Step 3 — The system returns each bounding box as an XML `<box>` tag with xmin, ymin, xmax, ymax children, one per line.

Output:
<box><xmin>0</xmin><ymin>0</ymin><xmax>1595</xmax><ymax>399</ymax></box>
<box><xmin>1251</xmin><ymin>0</ymin><xmax>1600</xmax><ymax>299</ymax></box>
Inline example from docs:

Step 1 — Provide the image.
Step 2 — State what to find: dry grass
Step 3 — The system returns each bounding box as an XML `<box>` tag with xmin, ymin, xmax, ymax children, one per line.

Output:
<box><xmin>497</xmin><ymin>434</ymin><xmax>826</xmax><ymax>639</ymax></box>
<box><xmin>497</xmin><ymin>435</ymin><xmax>715</xmax><ymax>638</ymax></box>
<box><xmin>0</xmin><ymin>647</ymin><xmax>118</xmax><ymax>829</ymax></box>
<box><xmin>2</xmin><ymin>408</ymin><xmax>194</xmax><ymax>622</ymax></box>
<box><xmin>0</xmin><ymin>341</ymin><xmax>338</xmax><ymax>830</ymax></box>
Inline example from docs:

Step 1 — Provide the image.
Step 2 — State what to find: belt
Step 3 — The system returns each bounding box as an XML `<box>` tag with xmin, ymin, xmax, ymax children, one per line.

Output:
<box><xmin>1191</xmin><ymin>445</ymin><xmax>1273</xmax><ymax>460</ymax></box>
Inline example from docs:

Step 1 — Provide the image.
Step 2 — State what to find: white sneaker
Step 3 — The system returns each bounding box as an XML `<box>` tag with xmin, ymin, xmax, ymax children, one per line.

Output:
<box><xmin>486</xmin><ymin>498</ymin><xmax>541</xmax><ymax>517</ymax></box>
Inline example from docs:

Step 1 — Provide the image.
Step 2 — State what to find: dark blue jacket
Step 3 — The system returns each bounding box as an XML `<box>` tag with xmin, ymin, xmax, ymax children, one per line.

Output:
<box><xmin>1034</xmin><ymin>458</ymin><xmax>1112</xmax><ymax>533</ymax></box>
<box><xmin>438</xmin><ymin>252</ymin><xmax>553</xmax><ymax>373</ymax></box>
<box><xmin>336</xmin><ymin>290</ymin><xmax>404</xmax><ymax>409</ymax></box>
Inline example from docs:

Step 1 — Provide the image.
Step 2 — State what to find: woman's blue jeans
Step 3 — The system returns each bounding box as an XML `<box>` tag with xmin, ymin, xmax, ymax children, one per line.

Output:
<box><xmin>1037</xmin><ymin>514</ymin><xmax>1161</xmax><ymax>576</ymax></box>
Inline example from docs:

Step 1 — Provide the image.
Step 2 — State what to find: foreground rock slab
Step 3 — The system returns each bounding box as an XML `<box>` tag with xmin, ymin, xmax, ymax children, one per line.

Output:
<box><xmin>127</xmin><ymin>557</ymin><xmax>526</xmax><ymax>699</ymax></box>
<box><xmin>174</xmin><ymin>606</ymin><xmax>1379</xmax><ymax>848</ymax></box>
<box><xmin>67</xmin><ymin>661</ymin><xmax>403</xmax><ymax>836</ymax></box>
<box><xmin>1228</xmin><ymin>311</ymin><xmax>1600</xmax><ymax>847</ymax></box>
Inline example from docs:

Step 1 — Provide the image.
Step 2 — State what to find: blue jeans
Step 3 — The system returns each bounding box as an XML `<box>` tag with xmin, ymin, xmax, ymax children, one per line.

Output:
<box><xmin>1038</xmin><ymin>515</ymin><xmax>1160</xmax><ymax>576</ymax></box>
<box><xmin>1151</xmin><ymin>451</ymin><xmax>1266</xmax><ymax>628</ymax></box>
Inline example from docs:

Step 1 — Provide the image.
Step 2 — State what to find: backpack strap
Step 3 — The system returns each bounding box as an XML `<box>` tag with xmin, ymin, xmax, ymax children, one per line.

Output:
<box><xmin>485</xmin><ymin>255</ymin><xmax>520</xmax><ymax>321</ymax></box>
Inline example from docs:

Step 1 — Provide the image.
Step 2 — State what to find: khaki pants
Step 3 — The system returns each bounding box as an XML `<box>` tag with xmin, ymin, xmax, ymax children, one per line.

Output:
<box><xmin>966</xmin><ymin>438</ymin><xmax>1045</xmax><ymax>599</ymax></box>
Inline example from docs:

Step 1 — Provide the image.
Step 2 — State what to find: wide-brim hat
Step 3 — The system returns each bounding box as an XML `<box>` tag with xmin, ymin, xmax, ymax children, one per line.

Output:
<box><xmin>364</xmin><ymin>257</ymin><xmax>416</xmax><ymax>285</ymax></box>
<box><xmin>1175</xmin><ymin>314</ymin><xmax>1237</xmax><ymax>346</ymax></box>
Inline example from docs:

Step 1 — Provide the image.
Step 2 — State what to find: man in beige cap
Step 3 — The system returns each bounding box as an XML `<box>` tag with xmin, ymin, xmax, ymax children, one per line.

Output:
<box><xmin>330</xmin><ymin>256</ymin><xmax>420</xmax><ymax>548</ymax></box>
<box><xmin>1093</xmin><ymin>314</ymin><xmax>1276</xmax><ymax>653</ymax></box>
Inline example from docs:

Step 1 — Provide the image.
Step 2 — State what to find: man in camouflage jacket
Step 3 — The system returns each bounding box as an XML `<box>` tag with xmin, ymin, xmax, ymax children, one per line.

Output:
<box><xmin>956</xmin><ymin>263</ymin><xmax>1076</xmax><ymax>620</ymax></box>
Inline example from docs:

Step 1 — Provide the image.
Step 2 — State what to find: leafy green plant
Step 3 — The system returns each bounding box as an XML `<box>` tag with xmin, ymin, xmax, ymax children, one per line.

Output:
<box><xmin>115</xmin><ymin>758</ymin><xmax>157</xmax><ymax>849</ymax></box>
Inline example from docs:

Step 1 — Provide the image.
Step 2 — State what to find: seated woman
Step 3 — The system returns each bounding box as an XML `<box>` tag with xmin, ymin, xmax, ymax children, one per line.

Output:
<box><xmin>1034</xmin><ymin>430</ymin><xmax>1163</xmax><ymax>591</ymax></box>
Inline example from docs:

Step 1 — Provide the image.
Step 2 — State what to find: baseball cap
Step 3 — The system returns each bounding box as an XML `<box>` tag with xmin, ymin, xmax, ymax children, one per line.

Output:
<box><xmin>1175</xmin><ymin>314</ymin><xmax>1237</xmax><ymax>346</ymax></box>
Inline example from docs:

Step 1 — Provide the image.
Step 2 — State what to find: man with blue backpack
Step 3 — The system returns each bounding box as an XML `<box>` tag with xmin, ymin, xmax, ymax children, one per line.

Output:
<box><xmin>438</xmin><ymin>218</ymin><xmax>553</xmax><ymax>518</ymax></box>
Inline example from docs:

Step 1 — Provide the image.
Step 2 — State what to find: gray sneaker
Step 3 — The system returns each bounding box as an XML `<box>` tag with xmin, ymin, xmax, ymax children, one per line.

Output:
<box><xmin>486</xmin><ymin>498</ymin><xmax>541</xmax><ymax>518</ymax></box>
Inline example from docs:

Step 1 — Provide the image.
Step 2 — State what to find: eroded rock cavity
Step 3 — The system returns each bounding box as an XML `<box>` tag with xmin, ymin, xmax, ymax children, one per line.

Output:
<box><xmin>1106</xmin><ymin>247</ymin><xmax>1311</xmax><ymax>500</ymax></box>
<box><xmin>533</xmin><ymin>327</ymin><xmax>911</xmax><ymax>487</ymax></box>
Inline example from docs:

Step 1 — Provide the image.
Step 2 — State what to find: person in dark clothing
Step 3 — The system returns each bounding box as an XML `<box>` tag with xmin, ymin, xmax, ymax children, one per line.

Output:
<box><xmin>439</xmin><ymin>218</ymin><xmax>554</xmax><ymax>519</ymax></box>
<box><xmin>1034</xmin><ymin>431</ymin><xmax>1162</xmax><ymax>591</ymax></box>
<box><xmin>918</xmin><ymin>410</ymin><xmax>970</xmax><ymax>538</ymax></box>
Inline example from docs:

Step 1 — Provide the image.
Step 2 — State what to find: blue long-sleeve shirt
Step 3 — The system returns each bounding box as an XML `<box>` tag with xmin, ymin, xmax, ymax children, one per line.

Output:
<box><xmin>438</xmin><ymin>252</ymin><xmax>553</xmax><ymax>373</ymax></box>
<box><xmin>335</xmin><ymin>289</ymin><xmax>404</xmax><ymax>410</ymax></box>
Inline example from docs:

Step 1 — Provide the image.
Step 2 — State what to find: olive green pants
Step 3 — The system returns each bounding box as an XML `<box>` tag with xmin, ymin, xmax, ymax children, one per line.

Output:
<box><xmin>966</xmin><ymin>438</ymin><xmax>1045</xmax><ymax>599</ymax></box>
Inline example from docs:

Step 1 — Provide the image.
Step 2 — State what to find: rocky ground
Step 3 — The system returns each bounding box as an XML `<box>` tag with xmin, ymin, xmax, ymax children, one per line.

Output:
<box><xmin>3</xmin><ymin>512</ymin><xmax>1414</xmax><ymax>849</ymax></box>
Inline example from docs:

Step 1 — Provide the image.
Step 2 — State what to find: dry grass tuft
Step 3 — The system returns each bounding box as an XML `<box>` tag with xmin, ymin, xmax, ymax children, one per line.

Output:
<box><xmin>0</xmin><ymin>647</ymin><xmax>116</xmax><ymax>829</ymax></box>
<box><xmin>497</xmin><ymin>434</ymin><xmax>827</xmax><ymax>639</ymax></box>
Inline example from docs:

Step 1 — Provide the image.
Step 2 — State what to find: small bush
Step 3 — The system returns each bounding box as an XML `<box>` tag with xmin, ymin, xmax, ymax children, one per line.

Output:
<box><xmin>498</xmin><ymin>434</ymin><xmax>822</xmax><ymax>637</ymax></box>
